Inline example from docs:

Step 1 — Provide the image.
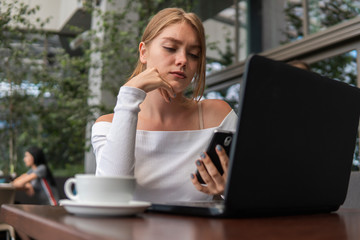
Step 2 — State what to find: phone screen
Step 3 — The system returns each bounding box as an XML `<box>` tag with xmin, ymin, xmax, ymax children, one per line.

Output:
<box><xmin>196</xmin><ymin>130</ymin><xmax>234</xmax><ymax>184</ymax></box>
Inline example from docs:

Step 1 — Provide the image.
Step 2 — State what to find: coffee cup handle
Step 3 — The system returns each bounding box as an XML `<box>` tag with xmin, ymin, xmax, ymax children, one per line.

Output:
<box><xmin>64</xmin><ymin>178</ymin><xmax>78</xmax><ymax>201</ymax></box>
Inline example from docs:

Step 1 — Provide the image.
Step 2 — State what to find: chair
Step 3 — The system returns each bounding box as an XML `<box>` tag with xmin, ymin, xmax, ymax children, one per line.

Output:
<box><xmin>341</xmin><ymin>171</ymin><xmax>360</xmax><ymax>209</ymax></box>
<box><xmin>55</xmin><ymin>176</ymin><xmax>70</xmax><ymax>200</ymax></box>
<box><xmin>0</xmin><ymin>184</ymin><xmax>16</xmax><ymax>240</ymax></box>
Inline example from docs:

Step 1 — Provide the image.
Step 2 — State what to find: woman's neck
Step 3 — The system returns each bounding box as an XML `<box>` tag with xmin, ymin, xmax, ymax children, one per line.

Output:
<box><xmin>140</xmin><ymin>90</ymin><xmax>191</xmax><ymax>118</ymax></box>
<box><xmin>138</xmin><ymin>90</ymin><xmax>198</xmax><ymax>131</ymax></box>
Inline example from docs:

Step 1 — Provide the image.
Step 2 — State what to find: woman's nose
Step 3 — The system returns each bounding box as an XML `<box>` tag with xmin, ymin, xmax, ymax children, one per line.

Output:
<box><xmin>175</xmin><ymin>51</ymin><xmax>187</xmax><ymax>67</ymax></box>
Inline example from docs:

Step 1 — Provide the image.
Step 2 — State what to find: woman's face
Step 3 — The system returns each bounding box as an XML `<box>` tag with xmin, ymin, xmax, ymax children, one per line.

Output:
<box><xmin>140</xmin><ymin>22</ymin><xmax>201</xmax><ymax>94</ymax></box>
<box><xmin>23</xmin><ymin>151</ymin><xmax>34</xmax><ymax>167</ymax></box>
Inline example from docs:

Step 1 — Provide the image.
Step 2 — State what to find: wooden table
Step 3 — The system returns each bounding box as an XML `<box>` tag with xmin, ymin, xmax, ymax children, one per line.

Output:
<box><xmin>1</xmin><ymin>204</ymin><xmax>360</xmax><ymax>240</ymax></box>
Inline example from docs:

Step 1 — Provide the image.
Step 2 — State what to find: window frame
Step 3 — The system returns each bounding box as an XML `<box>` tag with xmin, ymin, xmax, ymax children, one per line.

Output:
<box><xmin>205</xmin><ymin>16</ymin><xmax>360</xmax><ymax>92</ymax></box>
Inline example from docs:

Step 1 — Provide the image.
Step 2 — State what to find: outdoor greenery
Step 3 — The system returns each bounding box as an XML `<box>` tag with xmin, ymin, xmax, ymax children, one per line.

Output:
<box><xmin>284</xmin><ymin>0</ymin><xmax>360</xmax><ymax>41</ymax></box>
<box><xmin>3</xmin><ymin>0</ymin><xmax>359</xmax><ymax>177</ymax></box>
<box><xmin>0</xmin><ymin>0</ymin><xmax>197</xmax><ymax>176</ymax></box>
<box><xmin>0</xmin><ymin>1</ymin><xmax>94</xmax><ymax>176</ymax></box>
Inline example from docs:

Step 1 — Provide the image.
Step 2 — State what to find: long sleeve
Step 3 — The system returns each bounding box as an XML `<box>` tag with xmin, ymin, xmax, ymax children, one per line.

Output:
<box><xmin>92</xmin><ymin>86</ymin><xmax>146</xmax><ymax>176</ymax></box>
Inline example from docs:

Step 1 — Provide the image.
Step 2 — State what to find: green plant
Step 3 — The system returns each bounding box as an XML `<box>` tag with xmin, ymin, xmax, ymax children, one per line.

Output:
<box><xmin>0</xmin><ymin>1</ymin><xmax>94</xmax><ymax>176</ymax></box>
<box><xmin>0</xmin><ymin>1</ymin><xmax>50</xmax><ymax>174</ymax></box>
<box><xmin>0</xmin><ymin>0</ymin><xmax>198</xmax><ymax>176</ymax></box>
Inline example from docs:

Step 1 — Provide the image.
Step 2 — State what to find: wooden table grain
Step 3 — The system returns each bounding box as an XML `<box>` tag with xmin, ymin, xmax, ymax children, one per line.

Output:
<box><xmin>1</xmin><ymin>204</ymin><xmax>360</xmax><ymax>240</ymax></box>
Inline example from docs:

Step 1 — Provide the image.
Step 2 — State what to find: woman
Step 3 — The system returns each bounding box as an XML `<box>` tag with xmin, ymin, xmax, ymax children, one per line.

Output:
<box><xmin>12</xmin><ymin>147</ymin><xmax>59</xmax><ymax>205</ymax></box>
<box><xmin>92</xmin><ymin>8</ymin><xmax>238</xmax><ymax>202</ymax></box>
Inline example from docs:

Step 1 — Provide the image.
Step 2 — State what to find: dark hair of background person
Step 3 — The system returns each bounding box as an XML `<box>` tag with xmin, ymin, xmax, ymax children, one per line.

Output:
<box><xmin>26</xmin><ymin>146</ymin><xmax>57</xmax><ymax>187</ymax></box>
<box><xmin>288</xmin><ymin>60</ymin><xmax>311</xmax><ymax>71</ymax></box>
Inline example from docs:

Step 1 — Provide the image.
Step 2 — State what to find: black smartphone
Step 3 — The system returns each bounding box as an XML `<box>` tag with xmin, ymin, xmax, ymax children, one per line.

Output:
<box><xmin>196</xmin><ymin>130</ymin><xmax>234</xmax><ymax>184</ymax></box>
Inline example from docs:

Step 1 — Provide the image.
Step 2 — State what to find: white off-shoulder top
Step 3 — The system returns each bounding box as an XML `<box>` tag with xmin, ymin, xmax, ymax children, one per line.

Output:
<box><xmin>91</xmin><ymin>86</ymin><xmax>238</xmax><ymax>202</ymax></box>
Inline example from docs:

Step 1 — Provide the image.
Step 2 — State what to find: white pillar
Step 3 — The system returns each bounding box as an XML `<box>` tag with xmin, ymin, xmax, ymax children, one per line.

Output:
<box><xmin>84</xmin><ymin>0</ymin><xmax>138</xmax><ymax>173</ymax></box>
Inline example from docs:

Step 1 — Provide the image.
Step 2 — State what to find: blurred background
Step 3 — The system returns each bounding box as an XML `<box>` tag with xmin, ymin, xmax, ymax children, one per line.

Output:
<box><xmin>0</xmin><ymin>0</ymin><xmax>359</xmax><ymax>179</ymax></box>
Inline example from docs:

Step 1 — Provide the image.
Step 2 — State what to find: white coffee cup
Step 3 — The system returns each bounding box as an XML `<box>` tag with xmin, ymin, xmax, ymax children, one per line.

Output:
<box><xmin>64</xmin><ymin>174</ymin><xmax>136</xmax><ymax>204</ymax></box>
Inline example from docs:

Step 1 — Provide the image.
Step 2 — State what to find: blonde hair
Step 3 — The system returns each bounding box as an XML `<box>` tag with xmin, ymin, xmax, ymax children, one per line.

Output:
<box><xmin>128</xmin><ymin>8</ymin><xmax>206</xmax><ymax>101</ymax></box>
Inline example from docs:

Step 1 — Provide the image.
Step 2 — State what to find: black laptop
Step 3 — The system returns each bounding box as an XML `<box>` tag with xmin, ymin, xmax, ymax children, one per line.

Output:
<box><xmin>149</xmin><ymin>54</ymin><xmax>360</xmax><ymax>217</ymax></box>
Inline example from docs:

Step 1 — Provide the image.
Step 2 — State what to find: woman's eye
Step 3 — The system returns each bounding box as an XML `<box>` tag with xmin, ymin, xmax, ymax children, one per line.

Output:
<box><xmin>163</xmin><ymin>47</ymin><xmax>176</xmax><ymax>52</ymax></box>
<box><xmin>189</xmin><ymin>53</ymin><xmax>200</xmax><ymax>59</ymax></box>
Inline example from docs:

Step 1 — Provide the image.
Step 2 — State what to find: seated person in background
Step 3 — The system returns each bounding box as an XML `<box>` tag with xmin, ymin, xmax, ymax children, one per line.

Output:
<box><xmin>91</xmin><ymin>8</ymin><xmax>238</xmax><ymax>203</ymax></box>
<box><xmin>12</xmin><ymin>146</ymin><xmax>59</xmax><ymax>205</ymax></box>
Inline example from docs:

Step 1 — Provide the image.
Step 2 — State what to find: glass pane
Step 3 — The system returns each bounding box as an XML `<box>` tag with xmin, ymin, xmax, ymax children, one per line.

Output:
<box><xmin>283</xmin><ymin>0</ymin><xmax>360</xmax><ymax>43</ymax></box>
<box><xmin>308</xmin><ymin>0</ymin><xmax>360</xmax><ymax>34</ymax></box>
<box><xmin>310</xmin><ymin>50</ymin><xmax>357</xmax><ymax>86</ymax></box>
<box><xmin>310</xmin><ymin>50</ymin><xmax>359</xmax><ymax>170</ymax></box>
<box><xmin>204</xmin><ymin>1</ymin><xmax>247</xmax><ymax>75</ymax></box>
<box><xmin>283</xmin><ymin>0</ymin><xmax>304</xmax><ymax>43</ymax></box>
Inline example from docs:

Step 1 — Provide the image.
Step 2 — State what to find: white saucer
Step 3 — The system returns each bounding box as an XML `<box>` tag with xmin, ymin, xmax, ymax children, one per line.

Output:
<box><xmin>59</xmin><ymin>199</ymin><xmax>151</xmax><ymax>217</ymax></box>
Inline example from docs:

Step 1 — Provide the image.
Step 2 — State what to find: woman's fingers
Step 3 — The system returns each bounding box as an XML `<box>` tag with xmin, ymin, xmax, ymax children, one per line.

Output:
<box><xmin>158</xmin><ymin>89</ymin><xmax>171</xmax><ymax>103</ymax></box>
<box><xmin>216</xmin><ymin>145</ymin><xmax>229</xmax><ymax>178</ymax></box>
<box><xmin>191</xmin><ymin>146</ymin><xmax>230</xmax><ymax>195</ymax></box>
<box><xmin>196</xmin><ymin>157</ymin><xmax>215</xmax><ymax>187</ymax></box>
<box><xmin>193</xmin><ymin>152</ymin><xmax>226</xmax><ymax>195</ymax></box>
<box><xmin>158</xmin><ymin>72</ymin><xmax>176</xmax><ymax>101</ymax></box>
<box><xmin>190</xmin><ymin>172</ymin><xmax>211</xmax><ymax>194</ymax></box>
<box><xmin>125</xmin><ymin>68</ymin><xmax>176</xmax><ymax>101</ymax></box>
<box><xmin>201</xmin><ymin>152</ymin><xmax>225</xmax><ymax>186</ymax></box>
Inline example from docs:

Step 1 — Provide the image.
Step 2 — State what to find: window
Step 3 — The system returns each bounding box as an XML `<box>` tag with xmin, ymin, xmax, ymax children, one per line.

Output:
<box><xmin>204</xmin><ymin>1</ymin><xmax>247</xmax><ymax>75</ymax></box>
<box><xmin>308</xmin><ymin>0</ymin><xmax>360</xmax><ymax>34</ymax></box>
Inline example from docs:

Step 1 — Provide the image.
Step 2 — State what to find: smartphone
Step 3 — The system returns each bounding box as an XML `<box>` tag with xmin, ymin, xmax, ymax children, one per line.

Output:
<box><xmin>196</xmin><ymin>130</ymin><xmax>234</xmax><ymax>184</ymax></box>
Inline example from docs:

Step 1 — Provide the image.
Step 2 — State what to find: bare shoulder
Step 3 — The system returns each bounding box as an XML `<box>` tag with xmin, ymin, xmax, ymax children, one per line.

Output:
<box><xmin>95</xmin><ymin>113</ymin><xmax>114</xmax><ymax>123</ymax></box>
<box><xmin>200</xmin><ymin>99</ymin><xmax>232</xmax><ymax>128</ymax></box>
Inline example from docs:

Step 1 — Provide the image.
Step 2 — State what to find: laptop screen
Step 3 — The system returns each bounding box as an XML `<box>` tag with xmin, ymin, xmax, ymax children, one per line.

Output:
<box><xmin>225</xmin><ymin>55</ymin><xmax>360</xmax><ymax>214</ymax></box>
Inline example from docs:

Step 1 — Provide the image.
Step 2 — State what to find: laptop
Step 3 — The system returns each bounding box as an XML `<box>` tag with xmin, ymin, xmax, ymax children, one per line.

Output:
<box><xmin>149</xmin><ymin>54</ymin><xmax>360</xmax><ymax>217</ymax></box>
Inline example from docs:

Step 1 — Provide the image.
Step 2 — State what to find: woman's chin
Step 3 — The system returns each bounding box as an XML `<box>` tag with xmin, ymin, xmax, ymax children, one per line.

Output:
<box><xmin>169</xmin><ymin>83</ymin><xmax>188</xmax><ymax>94</ymax></box>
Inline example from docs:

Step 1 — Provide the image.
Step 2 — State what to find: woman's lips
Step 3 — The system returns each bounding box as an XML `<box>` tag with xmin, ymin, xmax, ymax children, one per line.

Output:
<box><xmin>170</xmin><ymin>71</ymin><xmax>186</xmax><ymax>79</ymax></box>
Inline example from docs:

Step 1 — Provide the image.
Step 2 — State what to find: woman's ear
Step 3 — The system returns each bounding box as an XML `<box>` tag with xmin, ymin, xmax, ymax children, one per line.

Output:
<box><xmin>139</xmin><ymin>42</ymin><xmax>147</xmax><ymax>64</ymax></box>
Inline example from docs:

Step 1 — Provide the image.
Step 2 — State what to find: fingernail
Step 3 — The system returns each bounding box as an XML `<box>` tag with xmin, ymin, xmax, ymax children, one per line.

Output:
<box><xmin>190</xmin><ymin>173</ymin><xmax>194</xmax><ymax>179</ymax></box>
<box><xmin>200</xmin><ymin>153</ymin><xmax>206</xmax><ymax>159</ymax></box>
<box><xmin>196</xmin><ymin>160</ymin><xmax>202</xmax><ymax>166</ymax></box>
<box><xmin>216</xmin><ymin>144</ymin><xmax>222</xmax><ymax>151</ymax></box>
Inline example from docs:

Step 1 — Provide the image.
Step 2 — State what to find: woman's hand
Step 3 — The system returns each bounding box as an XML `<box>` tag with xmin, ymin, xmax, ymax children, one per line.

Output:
<box><xmin>191</xmin><ymin>145</ymin><xmax>229</xmax><ymax>195</ymax></box>
<box><xmin>24</xmin><ymin>182</ymin><xmax>35</xmax><ymax>196</ymax></box>
<box><xmin>124</xmin><ymin>67</ymin><xmax>176</xmax><ymax>103</ymax></box>
<box><xmin>11</xmin><ymin>172</ymin><xmax>38</xmax><ymax>190</ymax></box>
